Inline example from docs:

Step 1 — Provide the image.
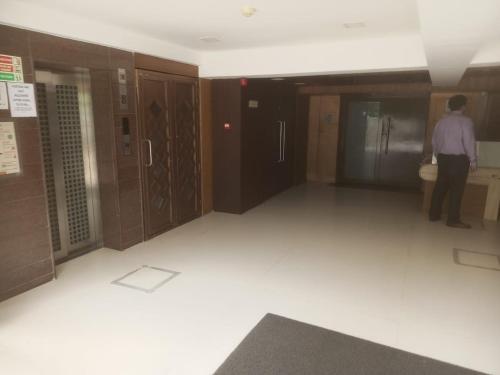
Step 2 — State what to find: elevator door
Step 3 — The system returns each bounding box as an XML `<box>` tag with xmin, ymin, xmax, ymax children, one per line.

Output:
<box><xmin>35</xmin><ymin>70</ymin><xmax>102</xmax><ymax>260</ymax></box>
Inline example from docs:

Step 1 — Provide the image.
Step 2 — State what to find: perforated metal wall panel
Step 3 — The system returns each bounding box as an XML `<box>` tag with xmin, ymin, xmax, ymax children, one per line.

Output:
<box><xmin>36</xmin><ymin>83</ymin><xmax>62</xmax><ymax>252</ymax></box>
<box><xmin>55</xmin><ymin>85</ymin><xmax>91</xmax><ymax>245</ymax></box>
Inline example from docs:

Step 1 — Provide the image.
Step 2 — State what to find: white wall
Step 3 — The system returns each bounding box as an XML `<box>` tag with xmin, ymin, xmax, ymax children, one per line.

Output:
<box><xmin>0</xmin><ymin>0</ymin><xmax>201</xmax><ymax>65</ymax></box>
<box><xmin>199</xmin><ymin>34</ymin><xmax>428</xmax><ymax>78</ymax></box>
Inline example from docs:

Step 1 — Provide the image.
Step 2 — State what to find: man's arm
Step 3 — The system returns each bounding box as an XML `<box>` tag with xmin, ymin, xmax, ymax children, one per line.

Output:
<box><xmin>462</xmin><ymin>120</ymin><xmax>477</xmax><ymax>170</ymax></box>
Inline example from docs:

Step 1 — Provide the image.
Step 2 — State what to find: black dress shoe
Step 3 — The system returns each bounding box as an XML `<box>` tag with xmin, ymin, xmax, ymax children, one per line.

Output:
<box><xmin>446</xmin><ymin>221</ymin><xmax>472</xmax><ymax>229</ymax></box>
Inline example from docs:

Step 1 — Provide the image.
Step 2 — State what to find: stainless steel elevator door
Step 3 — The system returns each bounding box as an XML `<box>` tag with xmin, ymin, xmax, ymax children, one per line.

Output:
<box><xmin>35</xmin><ymin>69</ymin><xmax>102</xmax><ymax>260</ymax></box>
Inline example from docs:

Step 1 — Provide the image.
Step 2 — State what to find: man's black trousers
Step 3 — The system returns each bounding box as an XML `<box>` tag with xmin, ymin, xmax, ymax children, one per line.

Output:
<box><xmin>429</xmin><ymin>154</ymin><xmax>470</xmax><ymax>224</ymax></box>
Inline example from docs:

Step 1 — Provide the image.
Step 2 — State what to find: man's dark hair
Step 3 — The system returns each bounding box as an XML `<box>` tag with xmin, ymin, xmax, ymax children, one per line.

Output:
<box><xmin>448</xmin><ymin>95</ymin><xmax>467</xmax><ymax>111</ymax></box>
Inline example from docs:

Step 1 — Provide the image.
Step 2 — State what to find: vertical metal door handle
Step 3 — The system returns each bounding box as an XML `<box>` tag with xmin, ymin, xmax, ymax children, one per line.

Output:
<box><xmin>145</xmin><ymin>139</ymin><xmax>153</xmax><ymax>167</ymax></box>
<box><xmin>281</xmin><ymin>121</ymin><xmax>286</xmax><ymax>162</ymax></box>
<box><xmin>277</xmin><ymin>121</ymin><xmax>283</xmax><ymax>162</ymax></box>
<box><xmin>385</xmin><ymin>117</ymin><xmax>391</xmax><ymax>154</ymax></box>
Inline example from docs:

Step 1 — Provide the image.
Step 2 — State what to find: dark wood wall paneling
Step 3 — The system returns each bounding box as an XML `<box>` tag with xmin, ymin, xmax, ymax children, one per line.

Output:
<box><xmin>294</xmin><ymin>95</ymin><xmax>310</xmax><ymax>185</ymax></box>
<box><xmin>455</xmin><ymin>68</ymin><xmax>500</xmax><ymax>142</ymax></box>
<box><xmin>27</xmin><ymin>31</ymin><xmax>144</xmax><ymax>251</ymax></box>
<box><xmin>0</xmin><ymin>26</ymin><xmax>54</xmax><ymax>301</ymax></box>
<box><xmin>212</xmin><ymin>80</ymin><xmax>243</xmax><ymax>213</ymax></box>
<box><xmin>212</xmin><ymin>79</ymin><xmax>297</xmax><ymax>214</ymax></box>
<box><xmin>200</xmin><ymin>79</ymin><xmax>213</xmax><ymax>214</ymax></box>
<box><xmin>135</xmin><ymin>53</ymin><xmax>198</xmax><ymax>78</ymax></box>
<box><xmin>297</xmin><ymin>67</ymin><xmax>500</xmax><ymax>94</ymax></box>
<box><xmin>299</xmin><ymin>82</ymin><xmax>432</xmax><ymax>95</ymax></box>
<box><xmin>0</xmin><ymin>24</ymin><xmax>144</xmax><ymax>301</ymax></box>
<box><xmin>298</xmin><ymin>68</ymin><xmax>500</xmax><ymax>143</ymax></box>
<box><xmin>109</xmin><ymin>48</ymin><xmax>143</xmax><ymax>249</ymax></box>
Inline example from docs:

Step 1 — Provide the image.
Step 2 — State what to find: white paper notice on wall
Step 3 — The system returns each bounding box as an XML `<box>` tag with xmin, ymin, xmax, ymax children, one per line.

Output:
<box><xmin>0</xmin><ymin>122</ymin><xmax>21</xmax><ymax>175</ymax></box>
<box><xmin>7</xmin><ymin>82</ymin><xmax>37</xmax><ymax>117</ymax></box>
<box><xmin>0</xmin><ymin>82</ymin><xmax>9</xmax><ymax>109</ymax></box>
<box><xmin>0</xmin><ymin>82</ymin><xmax>8</xmax><ymax>110</ymax></box>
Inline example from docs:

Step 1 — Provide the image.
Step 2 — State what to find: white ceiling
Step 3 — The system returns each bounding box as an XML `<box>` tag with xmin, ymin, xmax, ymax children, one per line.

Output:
<box><xmin>3</xmin><ymin>0</ymin><xmax>500</xmax><ymax>85</ymax></box>
<box><xmin>417</xmin><ymin>0</ymin><xmax>500</xmax><ymax>86</ymax></box>
<box><xmin>16</xmin><ymin>0</ymin><xmax>420</xmax><ymax>50</ymax></box>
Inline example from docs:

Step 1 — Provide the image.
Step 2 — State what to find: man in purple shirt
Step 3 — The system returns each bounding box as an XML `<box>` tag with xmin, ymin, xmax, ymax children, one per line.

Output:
<box><xmin>429</xmin><ymin>94</ymin><xmax>477</xmax><ymax>229</ymax></box>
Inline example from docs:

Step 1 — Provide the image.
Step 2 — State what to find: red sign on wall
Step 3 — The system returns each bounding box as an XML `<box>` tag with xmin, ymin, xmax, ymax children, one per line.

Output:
<box><xmin>0</xmin><ymin>55</ymin><xmax>13</xmax><ymax>64</ymax></box>
<box><xmin>0</xmin><ymin>54</ymin><xmax>23</xmax><ymax>82</ymax></box>
<box><xmin>0</xmin><ymin>64</ymin><xmax>14</xmax><ymax>73</ymax></box>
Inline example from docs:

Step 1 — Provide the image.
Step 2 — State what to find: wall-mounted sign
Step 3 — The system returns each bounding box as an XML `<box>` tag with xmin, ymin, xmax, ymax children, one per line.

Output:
<box><xmin>0</xmin><ymin>82</ymin><xmax>8</xmax><ymax>110</ymax></box>
<box><xmin>119</xmin><ymin>83</ymin><xmax>128</xmax><ymax>110</ymax></box>
<box><xmin>117</xmin><ymin>68</ymin><xmax>127</xmax><ymax>84</ymax></box>
<box><xmin>0</xmin><ymin>122</ymin><xmax>20</xmax><ymax>175</ymax></box>
<box><xmin>0</xmin><ymin>54</ymin><xmax>23</xmax><ymax>82</ymax></box>
<box><xmin>117</xmin><ymin>68</ymin><xmax>128</xmax><ymax>110</ymax></box>
<box><xmin>7</xmin><ymin>83</ymin><xmax>37</xmax><ymax>117</ymax></box>
<box><xmin>248</xmin><ymin>100</ymin><xmax>259</xmax><ymax>108</ymax></box>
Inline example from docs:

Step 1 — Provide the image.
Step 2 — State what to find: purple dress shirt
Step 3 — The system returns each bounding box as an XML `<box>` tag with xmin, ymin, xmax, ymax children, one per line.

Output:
<box><xmin>432</xmin><ymin>111</ymin><xmax>477</xmax><ymax>167</ymax></box>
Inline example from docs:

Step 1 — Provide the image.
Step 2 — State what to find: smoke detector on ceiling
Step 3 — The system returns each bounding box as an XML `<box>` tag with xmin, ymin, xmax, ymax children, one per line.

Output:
<box><xmin>242</xmin><ymin>5</ymin><xmax>257</xmax><ymax>17</ymax></box>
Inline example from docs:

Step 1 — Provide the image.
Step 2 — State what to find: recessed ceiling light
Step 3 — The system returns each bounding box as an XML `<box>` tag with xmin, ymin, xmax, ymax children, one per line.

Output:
<box><xmin>343</xmin><ymin>22</ymin><xmax>366</xmax><ymax>29</ymax></box>
<box><xmin>271</xmin><ymin>78</ymin><xmax>285</xmax><ymax>81</ymax></box>
<box><xmin>199</xmin><ymin>36</ymin><xmax>220</xmax><ymax>43</ymax></box>
<box><xmin>242</xmin><ymin>5</ymin><xmax>257</xmax><ymax>17</ymax></box>
<box><xmin>294</xmin><ymin>82</ymin><xmax>306</xmax><ymax>85</ymax></box>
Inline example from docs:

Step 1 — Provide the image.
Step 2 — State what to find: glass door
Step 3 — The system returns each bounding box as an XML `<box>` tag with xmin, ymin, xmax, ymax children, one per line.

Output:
<box><xmin>341</xmin><ymin>97</ymin><xmax>428</xmax><ymax>189</ymax></box>
<box><xmin>342</xmin><ymin>101</ymin><xmax>383</xmax><ymax>183</ymax></box>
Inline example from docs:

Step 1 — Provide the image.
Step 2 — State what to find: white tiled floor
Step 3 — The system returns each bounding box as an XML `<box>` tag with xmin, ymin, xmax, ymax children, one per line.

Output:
<box><xmin>1</xmin><ymin>184</ymin><xmax>500</xmax><ymax>375</ymax></box>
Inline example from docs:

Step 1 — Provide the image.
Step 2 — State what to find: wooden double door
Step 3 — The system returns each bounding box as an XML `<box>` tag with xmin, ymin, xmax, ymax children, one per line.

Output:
<box><xmin>137</xmin><ymin>70</ymin><xmax>201</xmax><ymax>239</ymax></box>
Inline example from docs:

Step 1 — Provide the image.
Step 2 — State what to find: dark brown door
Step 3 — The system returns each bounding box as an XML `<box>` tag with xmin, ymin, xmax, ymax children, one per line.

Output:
<box><xmin>137</xmin><ymin>70</ymin><xmax>175</xmax><ymax>238</ymax></box>
<box><xmin>172</xmin><ymin>78</ymin><xmax>201</xmax><ymax>224</ymax></box>
<box><xmin>268</xmin><ymin>86</ymin><xmax>295</xmax><ymax>196</ymax></box>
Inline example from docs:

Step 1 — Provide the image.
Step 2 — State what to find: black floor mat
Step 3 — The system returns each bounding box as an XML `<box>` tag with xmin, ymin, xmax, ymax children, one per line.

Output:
<box><xmin>215</xmin><ymin>314</ymin><xmax>485</xmax><ymax>375</ymax></box>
